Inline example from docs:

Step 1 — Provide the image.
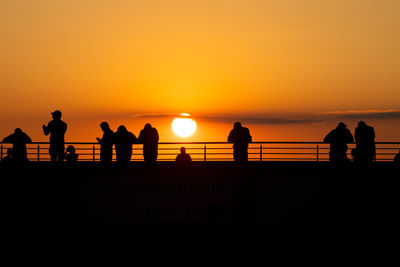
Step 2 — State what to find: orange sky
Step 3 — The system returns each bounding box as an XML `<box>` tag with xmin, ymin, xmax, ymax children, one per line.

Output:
<box><xmin>0</xmin><ymin>0</ymin><xmax>399</xmax><ymax>142</ymax></box>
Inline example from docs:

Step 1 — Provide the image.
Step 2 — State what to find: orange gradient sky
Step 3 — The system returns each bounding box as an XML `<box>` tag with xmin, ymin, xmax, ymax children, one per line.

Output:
<box><xmin>1</xmin><ymin>0</ymin><xmax>399</xmax><ymax>142</ymax></box>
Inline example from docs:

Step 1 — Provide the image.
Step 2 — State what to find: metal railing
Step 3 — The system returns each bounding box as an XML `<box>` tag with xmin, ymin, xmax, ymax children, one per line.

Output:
<box><xmin>0</xmin><ymin>141</ymin><xmax>399</xmax><ymax>162</ymax></box>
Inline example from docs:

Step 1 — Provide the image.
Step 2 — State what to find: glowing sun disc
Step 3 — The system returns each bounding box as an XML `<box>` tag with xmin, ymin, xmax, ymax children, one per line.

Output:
<box><xmin>172</xmin><ymin>114</ymin><xmax>197</xmax><ymax>137</ymax></box>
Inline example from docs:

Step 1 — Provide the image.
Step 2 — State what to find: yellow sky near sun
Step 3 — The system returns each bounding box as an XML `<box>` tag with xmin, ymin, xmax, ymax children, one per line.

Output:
<box><xmin>0</xmin><ymin>0</ymin><xmax>399</xmax><ymax>141</ymax></box>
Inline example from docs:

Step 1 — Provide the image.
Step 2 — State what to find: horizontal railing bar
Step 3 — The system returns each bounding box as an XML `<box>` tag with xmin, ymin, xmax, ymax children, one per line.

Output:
<box><xmin>2</xmin><ymin>141</ymin><xmax>400</xmax><ymax>145</ymax></box>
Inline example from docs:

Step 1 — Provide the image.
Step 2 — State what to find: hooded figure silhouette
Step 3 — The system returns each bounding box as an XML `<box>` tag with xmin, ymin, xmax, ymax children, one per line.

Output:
<box><xmin>2</xmin><ymin>128</ymin><xmax>32</xmax><ymax>163</ymax></box>
<box><xmin>228</xmin><ymin>122</ymin><xmax>252</xmax><ymax>162</ymax></box>
<box><xmin>114</xmin><ymin>125</ymin><xmax>137</xmax><ymax>165</ymax></box>
<box><xmin>354</xmin><ymin>121</ymin><xmax>375</xmax><ymax>166</ymax></box>
<box><xmin>324</xmin><ymin>122</ymin><xmax>354</xmax><ymax>165</ymax></box>
<box><xmin>138</xmin><ymin>123</ymin><xmax>159</xmax><ymax>163</ymax></box>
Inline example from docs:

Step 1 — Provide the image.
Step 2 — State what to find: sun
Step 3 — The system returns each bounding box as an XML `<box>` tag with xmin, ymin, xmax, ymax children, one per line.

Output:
<box><xmin>172</xmin><ymin>113</ymin><xmax>197</xmax><ymax>137</ymax></box>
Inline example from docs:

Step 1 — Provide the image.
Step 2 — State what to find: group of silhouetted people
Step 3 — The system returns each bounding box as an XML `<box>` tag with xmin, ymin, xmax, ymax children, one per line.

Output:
<box><xmin>1</xmin><ymin>110</ymin><xmax>399</xmax><ymax>166</ymax></box>
<box><xmin>324</xmin><ymin>121</ymin><xmax>376</xmax><ymax>166</ymax></box>
<box><xmin>97</xmin><ymin>122</ymin><xmax>159</xmax><ymax>165</ymax></box>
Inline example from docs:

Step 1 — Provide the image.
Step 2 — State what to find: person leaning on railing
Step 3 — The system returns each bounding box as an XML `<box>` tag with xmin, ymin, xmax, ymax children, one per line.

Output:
<box><xmin>228</xmin><ymin>122</ymin><xmax>252</xmax><ymax>162</ymax></box>
<box><xmin>2</xmin><ymin>128</ymin><xmax>32</xmax><ymax>163</ymax></box>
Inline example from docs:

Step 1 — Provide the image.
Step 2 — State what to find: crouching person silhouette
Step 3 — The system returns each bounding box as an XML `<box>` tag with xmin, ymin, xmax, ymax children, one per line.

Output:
<box><xmin>114</xmin><ymin>125</ymin><xmax>137</xmax><ymax>165</ymax></box>
<box><xmin>65</xmin><ymin>145</ymin><xmax>78</xmax><ymax>163</ymax></box>
<box><xmin>228</xmin><ymin>122</ymin><xmax>252</xmax><ymax>163</ymax></box>
<box><xmin>324</xmin><ymin>122</ymin><xmax>354</xmax><ymax>166</ymax></box>
<box><xmin>43</xmin><ymin>110</ymin><xmax>67</xmax><ymax>163</ymax></box>
<box><xmin>2</xmin><ymin>128</ymin><xmax>32</xmax><ymax>163</ymax></box>
<box><xmin>176</xmin><ymin>147</ymin><xmax>192</xmax><ymax>165</ymax></box>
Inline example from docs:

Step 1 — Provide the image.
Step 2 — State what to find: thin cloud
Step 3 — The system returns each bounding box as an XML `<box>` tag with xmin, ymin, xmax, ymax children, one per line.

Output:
<box><xmin>200</xmin><ymin>115</ymin><xmax>317</xmax><ymax>125</ymax></box>
<box><xmin>130</xmin><ymin>113</ymin><xmax>318</xmax><ymax>125</ymax></box>
<box><xmin>322</xmin><ymin>109</ymin><xmax>400</xmax><ymax>119</ymax></box>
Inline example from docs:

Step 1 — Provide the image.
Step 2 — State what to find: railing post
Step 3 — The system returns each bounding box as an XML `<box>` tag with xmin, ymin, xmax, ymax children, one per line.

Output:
<box><xmin>204</xmin><ymin>145</ymin><xmax>206</xmax><ymax>162</ymax></box>
<box><xmin>316</xmin><ymin>144</ymin><xmax>319</xmax><ymax>162</ymax></box>
<box><xmin>1</xmin><ymin>143</ymin><xmax>3</xmax><ymax>160</ymax></box>
<box><xmin>37</xmin><ymin>145</ymin><xmax>40</xmax><ymax>161</ymax></box>
<box><xmin>92</xmin><ymin>145</ymin><xmax>95</xmax><ymax>162</ymax></box>
<box><xmin>260</xmin><ymin>144</ymin><xmax>262</xmax><ymax>162</ymax></box>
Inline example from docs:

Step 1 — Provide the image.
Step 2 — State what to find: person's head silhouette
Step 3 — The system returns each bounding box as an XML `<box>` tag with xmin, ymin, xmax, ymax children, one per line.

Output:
<box><xmin>117</xmin><ymin>125</ymin><xmax>127</xmax><ymax>133</ymax></box>
<box><xmin>51</xmin><ymin>110</ymin><xmax>62</xmax><ymax>120</ymax></box>
<box><xmin>180</xmin><ymin>147</ymin><xmax>186</xmax><ymax>154</ymax></box>
<box><xmin>14</xmin><ymin>128</ymin><xmax>22</xmax><ymax>135</ymax></box>
<box><xmin>234</xmin><ymin>122</ymin><xmax>242</xmax><ymax>130</ymax></box>
<box><xmin>358</xmin><ymin>121</ymin><xmax>367</xmax><ymax>128</ymax></box>
<box><xmin>337</xmin><ymin>122</ymin><xmax>347</xmax><ymax>130</ymax></box>
<box><xmin>66</xmin><ymin>145</ymin><xmax>75</xmax><ymax>154</ymax></box>
<box><xmin>100</xmin><ymin>122</ymin><xmax>110</xmax><ymax>131</ymax></box>
<box><xmin>145</xmin><ymin>123</ymin><xmax>152</xmax><ymax>129</ymax></box>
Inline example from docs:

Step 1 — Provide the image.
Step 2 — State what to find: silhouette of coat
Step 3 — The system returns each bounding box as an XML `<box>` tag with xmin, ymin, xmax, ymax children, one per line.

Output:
<box><xmin>228</xmin><ymin>122</ymin><xmax>252</xmax><ymax>162</ymax></box>
<box><xmin>97</xmin><ymin>122</ymin><xmax>114</xmax><ymax>164</ymax></box>
<box><xmin>324</xmin><ymin>122</ymin><xmax>354</xmax><ymax>165</ymax></box>
<box><xmin>355</xmin><ymin>121</ymin><xmax>375</xmax><ymax>165</ymax></box>
<box><xmin>43</xmin><ymin>111</ymin><xmax>67</xmax><ymax>162</ymax></box>
<box><xmin>114</xmin><ymin>126</ymin><xmax>137</xmax><ymax>164</ymax></box>
<box><xmin>138</xmin><ymin>124</ymin><xmax>159</xmax><ymax>162</ymax></box>
<box><xmin>2</xmin><ymin>129</ymin><xmax>31</xmax><ymax>162</ymax></box>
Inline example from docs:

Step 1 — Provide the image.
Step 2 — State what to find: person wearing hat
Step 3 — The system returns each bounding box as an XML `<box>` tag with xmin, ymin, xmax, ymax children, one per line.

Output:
<box><xmin>43</xmin><ymin>110</ymin><xmax>67</xmax><ymax>162</ymax></box>
<box><xmin>324</xmin><ymin>122</ymin><xmax>354</xmax><ymax>165</ymax></box>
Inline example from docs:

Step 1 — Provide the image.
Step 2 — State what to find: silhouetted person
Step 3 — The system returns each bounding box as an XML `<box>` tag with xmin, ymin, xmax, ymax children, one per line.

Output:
<box><xmin>228</xmin><ymin>122</ymin><xmax>252</xmax><ymax>162</ymax></box>
<box><xmin>1</xmin><ymin>148</ymin><xmax>14</xmax><ymax>164</ymax></box>
<box><xmin>355</xmin><ymin>121</ymin><xmax>375</xmax><ymax>166</ymax></box>
<box><xmin>2</xmin><ymin>128</ymin><xmax>32</xmax><ymax>163</ymax></box>
<box><xmin>176</xmin><ymin>147</ymin><xmax>192</xmax><ymax>165</ymax></box>
<box><xmin>394</xmin><ymin>150</ymin><xmax>400</xmax><ymax>165</ymax></box>
<box><xmin>114</xmin><ymin>125</ymin><xmax>137</xmax><ymax>165</ymax></box>
<box><xmin>324</xmin><ymin>122</ymin><xmax>354</xmax><ymax>165</ymax></box>
<box><xmin>97</xmin><ymin>122</ymin><xmax>114</xmax><ymax>165</ymax></box>
<box><xmin>138</xmin><ymin>123</ymin><xmax>159</xmax><ymax>163</ymax></box>
<box><xmin>65</xmin><ymin>145</ymin><xmax>78</xmax><ymax>163</ymax></box>
<box><xmin>43</xmin><ymin>110</ymin><xmax>67</xmax><ymax>162</ymax></box>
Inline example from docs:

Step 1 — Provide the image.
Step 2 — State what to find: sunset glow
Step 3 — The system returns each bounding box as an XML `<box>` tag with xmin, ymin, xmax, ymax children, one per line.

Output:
<box><xmin>0</xmin><ymin>1</ymin><xmax>399</xmax><ymax>142</ymax></box>
<box><xmin>172</xmin><ymin>114</ymin><xmax>197</xmax><ymax>137</ymax></box>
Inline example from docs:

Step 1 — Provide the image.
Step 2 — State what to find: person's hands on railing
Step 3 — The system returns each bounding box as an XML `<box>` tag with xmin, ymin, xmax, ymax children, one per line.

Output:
<box><xmin>96</xmin><ymin>137</ymin><xmax>102</xmax><ymax>144</ymax></box>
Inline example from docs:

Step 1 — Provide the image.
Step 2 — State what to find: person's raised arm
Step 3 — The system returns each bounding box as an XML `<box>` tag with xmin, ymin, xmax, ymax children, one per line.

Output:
<box><xmin>42</xmin><ymin>124</ymin><xmax>50</xmax><ymax>135</ymax></box>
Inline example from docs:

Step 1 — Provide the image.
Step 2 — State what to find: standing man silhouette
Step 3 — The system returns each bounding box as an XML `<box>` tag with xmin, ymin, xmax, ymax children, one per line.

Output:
<box><xmin>97</xmin><ymin>122</ymin><xmax>114</xmax><ymax>165</ymax></box>
<box><xmin>2</xmin><ymin>128</ymin><xmax>32</xmax><ymax>163</ymax></box>
<box><xmin>355</xmin><ymin>121</ymin><xmax>375</xmax><ymax>166</ymax></box>
<box><xmin>138</xmin><ymin>123</ymin><xmax>159</xmax><ymax>163</ymax></box>
<box><xmin>43</xmin><ymin>110</ymin><xmax>67</xmax><ymax>162</ymax></box>
<box><xmin>228</xmin><ymin>122</ymin><xmax>252</xmax><ymax>162</ymax></box>
<box><xmin>324</xmin><ymin>122</ymin><xmax>354</xmax><ymax>165</ymax></box>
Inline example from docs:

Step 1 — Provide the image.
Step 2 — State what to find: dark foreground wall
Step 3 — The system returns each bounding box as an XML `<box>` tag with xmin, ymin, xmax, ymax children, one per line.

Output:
<box><xmin>0</xmin><ymin>162</ymin><xmax>397</xmax><ymax>249</ymax></box>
